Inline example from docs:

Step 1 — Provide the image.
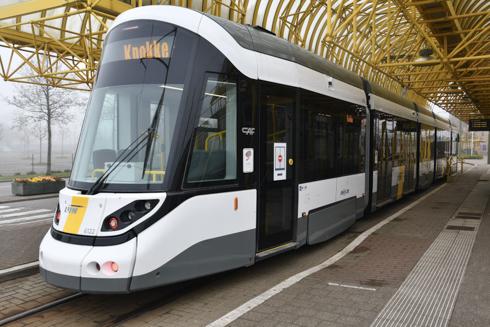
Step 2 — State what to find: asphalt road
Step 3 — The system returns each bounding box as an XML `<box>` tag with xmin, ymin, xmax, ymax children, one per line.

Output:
<box><xmin>0</xmin><ymin>182</ymin><xmax>11</xmax><ymax>196</ymax></box>
<box><xmin>0</xmin><ymin>197</ymin><xmax>58</xmax><ymax>270</ymax></box>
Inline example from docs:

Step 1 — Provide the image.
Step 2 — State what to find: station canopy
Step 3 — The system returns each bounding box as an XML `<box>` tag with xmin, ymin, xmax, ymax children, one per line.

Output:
<box><xmin>0</xmin><ymin>0</ymin><xmax>489</xmax><ymax>121</ymax></box>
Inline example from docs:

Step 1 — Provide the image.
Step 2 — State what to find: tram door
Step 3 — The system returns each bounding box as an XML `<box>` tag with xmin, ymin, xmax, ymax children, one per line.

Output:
<box><xmin>377</xmin><ymin>116</ymin><xmax>393</xmax><ymax>205</ymax></box>
<box><xmin>258</xmin><ymin>85</ymin><xmax>295</xmax><ymax>251</ymax></box>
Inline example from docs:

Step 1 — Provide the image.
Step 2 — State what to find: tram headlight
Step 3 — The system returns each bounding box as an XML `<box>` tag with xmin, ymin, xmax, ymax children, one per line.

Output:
<box><xmin>101</xmin><ymin>199</ymin><xmax>158</xmax><ymax>232</ymax></box>
<box><xmin>110</xmin><ymin>262</ymin><xmax>119</xmax><ymax>272</ymax></box>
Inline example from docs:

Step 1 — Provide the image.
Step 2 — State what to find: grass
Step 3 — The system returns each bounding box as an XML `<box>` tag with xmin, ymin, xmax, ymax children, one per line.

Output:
<box><xmin>0</xmin><ymin>171</ymin><xmax>70</xmax><ymax>182</ymax></box>
<box><xmin>459</xmin><ymin>154</ymin><xmax>484</xmax><ymax>160</ymax></box>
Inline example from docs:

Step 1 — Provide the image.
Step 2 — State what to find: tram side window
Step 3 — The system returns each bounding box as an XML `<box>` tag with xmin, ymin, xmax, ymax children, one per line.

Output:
<box><xmin>301</xmin><ymin>92</ymin><xmax>335</xmax><ymax>181</ymax></box>
<box><xmin>187</xmin><ymin>76</ymin><xmax>237</xmax><ymax>184</ymax></box>
<box><xmin>420</xmin><ymin>125</ymin><xmax>435</xmax><ymax>161</ymax></box>
<box><xmin>452</xmin><ymin>133</ymin><xmax>459</xmax><ymax>155</ymax></box>
<box><xmin>436</xmin><ymin>130</ymin><xmax>447</xmax><ymax>159</ymax></box>
<box><xmin>300</xmin><ymin>90</ymin><xmax>365</xmax><ymax>182</ymax></box>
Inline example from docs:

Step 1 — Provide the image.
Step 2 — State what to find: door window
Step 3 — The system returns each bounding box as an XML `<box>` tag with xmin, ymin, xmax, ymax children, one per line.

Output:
<box><xmin>258</xmin><ymin>85</ymin><xmax>295</xmax><ymax>251</ymax></box>
<box><xmin>186</xmin><ymin>76</ymin><xmax>237</xmax><ymax>184</ymax></box>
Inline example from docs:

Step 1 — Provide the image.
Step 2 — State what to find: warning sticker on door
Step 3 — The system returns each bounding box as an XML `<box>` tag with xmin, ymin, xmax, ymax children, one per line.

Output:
<box><xmin>273</xmin><ymin>142</ymin><xmax>286</xmax><ymax>181</ymax></box>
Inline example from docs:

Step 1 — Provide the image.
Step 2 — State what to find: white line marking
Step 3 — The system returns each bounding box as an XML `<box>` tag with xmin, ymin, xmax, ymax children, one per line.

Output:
<box><xmin>206</xmin><ymin>183</ymin><xmax>447</xmax><ymax>327</ymax></box>
<box><xmin>0</xmin><ymin>208</ymin><xmax>23</xmax><ymax>214</ymax></box>
<box><xmin>0</xmin><ymin>214</ymin><xmax>54</xmax><ymax>225</ymax></box>
<box><xmin>0</xmin><ymin>206</ymin><xmax>9</xmax><ymax>209</ymax></box>
<box><xmin>0</xmin><ymin>261</ymin><xmax>38</xmax><ymax>277</ymax></box>
<box><xmin>328</xmin><ymin>282</ymin><xmax>376</xmax><ymax>291</ymax></box>
<box><xmin>13</xmin><ymin>218</ymin><xmax>52</xmax><ymax>226</ymax></box>
<box><xmin>0</xmin><ymin>209</ymin><xmax>51</xmax><ymax>219</ymax></box>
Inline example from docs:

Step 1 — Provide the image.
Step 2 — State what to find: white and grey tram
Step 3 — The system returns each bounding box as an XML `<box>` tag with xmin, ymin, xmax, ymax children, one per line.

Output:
<box><xmin>39</xmin><ymin>6</ymin><xmax>466</xmax><ymax>293</ymax></box>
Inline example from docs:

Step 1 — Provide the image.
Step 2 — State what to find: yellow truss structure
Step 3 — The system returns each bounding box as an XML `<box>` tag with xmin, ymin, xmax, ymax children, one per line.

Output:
<box><xmin>0</xmin><ymin>0</ymin><xmax>489</xmax><ymax>120</ymax></box>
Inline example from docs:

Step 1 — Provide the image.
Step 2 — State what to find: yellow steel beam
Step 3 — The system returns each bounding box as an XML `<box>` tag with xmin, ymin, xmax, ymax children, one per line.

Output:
<box><xmin>419</xmin><ymin>10</ymin><xmax>490</xmax><ymax>23</ymax></box>
<box><xmin>378</xmin><ymin>54</ymin><xmax>490</xmax><ymax>67</ymax></box>
<box><xmin>91</xmin><ymin>0</ymin><xmax>134</xmax><ymax>15</ymax></box>
<box><xmin>0</xmin><ymin>0</ymin><xmax>71</xmax><ymax>20</ymax></box>
<box><xmin>0</xmin><ymin>0</ymin><xmax>489</xmax><ymax>119</ymax></box>
<box><xmin>0</xmin><ymin>28</ymin><xmax>99</xmax><ymax>58</ymax></box>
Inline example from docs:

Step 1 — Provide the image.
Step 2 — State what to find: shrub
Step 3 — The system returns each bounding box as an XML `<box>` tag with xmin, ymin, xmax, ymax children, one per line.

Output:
<box><xmin>15</xmin><ymin>176</ymin><xmax>63</xmax><ymax>183</ymax></box>
<box><xmin>459</xmin><ymin>154</ymin><xmax>483</xmax><ymax>160</ymax></box>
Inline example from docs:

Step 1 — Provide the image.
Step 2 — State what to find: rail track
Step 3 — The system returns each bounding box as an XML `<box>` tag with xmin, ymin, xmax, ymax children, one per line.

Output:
<box><xmin>0</xmin><ymin>293</ymin><xmax>83</xmax><ymax>326</ymax></box>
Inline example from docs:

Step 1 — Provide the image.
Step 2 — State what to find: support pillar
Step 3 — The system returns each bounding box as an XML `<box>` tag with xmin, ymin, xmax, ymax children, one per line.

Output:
<box><xmin>487</xmin><ymin>132</ymin><xmax>490</xmax><ymax>165</ymax></box>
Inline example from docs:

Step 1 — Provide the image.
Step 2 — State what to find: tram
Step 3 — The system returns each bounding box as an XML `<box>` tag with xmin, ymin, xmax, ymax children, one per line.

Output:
<box><xmin>39</xmin><ymin>5</ymin><xmax>465</xmax><ymax>293</ymax></box>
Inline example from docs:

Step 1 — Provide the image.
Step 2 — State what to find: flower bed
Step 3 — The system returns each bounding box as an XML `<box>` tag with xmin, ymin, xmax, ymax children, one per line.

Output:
<box><xmin>11</xmin><ymin>176</ymin><xmax>65</xmax><ymax>196</ymax></box>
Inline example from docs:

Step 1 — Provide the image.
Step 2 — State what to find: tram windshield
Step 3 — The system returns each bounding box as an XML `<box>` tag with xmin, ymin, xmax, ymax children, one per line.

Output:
<box><xmin>70</xmin><ymin>20</ymin><xmax>193</xmax><ymax>191</ymax></box>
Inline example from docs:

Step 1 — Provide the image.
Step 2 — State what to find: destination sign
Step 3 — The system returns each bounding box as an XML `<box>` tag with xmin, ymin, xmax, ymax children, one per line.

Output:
<box><xmin>101</xmin><ymin>36</ymin><xmax>174</xmax><ymax>65</ymax></box>
<box><xmin>469</xmin><ymin>119</ymin><xmax>490</xmax><ymax>131</ymax></box>
<box><xmin>123</xmin><ymin>40</ymin><xmax>170</xmax><ymax>60</ymax></box>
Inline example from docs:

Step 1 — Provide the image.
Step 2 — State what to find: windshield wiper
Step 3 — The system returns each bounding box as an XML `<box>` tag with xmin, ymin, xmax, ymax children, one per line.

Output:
<box><xmin>86</xmin><ymin>130</ymin><xmax>152</xmax><ymax>195</ymax></box>
<box><xmin>141</xmin><ymin>30</ymin><xmax>176</xmax><ymax>181</ymax></box>
<box><xmin>140</xmin><ymin>88</ymin><xmax>164</xmax><ymax>180</ymax></box>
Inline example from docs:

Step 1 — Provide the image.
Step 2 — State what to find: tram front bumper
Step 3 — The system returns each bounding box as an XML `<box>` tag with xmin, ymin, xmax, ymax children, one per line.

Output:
<box><xmin>39</xmin><ymin>230</ymin><xmax>136</xmax><ymax>293</ymax></box>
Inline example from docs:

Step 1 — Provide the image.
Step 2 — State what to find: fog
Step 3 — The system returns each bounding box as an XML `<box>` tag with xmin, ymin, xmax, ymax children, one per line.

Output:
<box><xmin>0</xmin><ymin>48</ymin><xmax>88</xmax><ymax>174</ymax></box>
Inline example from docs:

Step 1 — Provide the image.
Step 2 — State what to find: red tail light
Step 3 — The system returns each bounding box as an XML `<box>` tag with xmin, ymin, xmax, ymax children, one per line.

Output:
<box><xmin>108</xmin><ymin>216</ymin><xmax>119</xmax><ymax>231</ymax></box>
<box><xmin>54</xmin><ymin>206</ymin><xmax>61</xmax><ymax>225</ymax></box>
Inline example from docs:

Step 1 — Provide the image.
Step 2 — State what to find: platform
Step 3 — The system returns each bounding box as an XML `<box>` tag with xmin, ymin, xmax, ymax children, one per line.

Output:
<box><xmin>209</xmin><ymin>164</ymin><xmax>490</xmax><ymax>327</ymax></box>
<box><xmin>1</xmin><ymin>163</ymin><xmax>489</xmax><ymax>327</ymax></box>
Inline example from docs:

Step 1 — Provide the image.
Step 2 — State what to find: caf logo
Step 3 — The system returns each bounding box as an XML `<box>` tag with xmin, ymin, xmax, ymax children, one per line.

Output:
<box><xmin>241</xmin><ymin>127</ymin><xmax>255</xmax><ymax>135</ymax></box>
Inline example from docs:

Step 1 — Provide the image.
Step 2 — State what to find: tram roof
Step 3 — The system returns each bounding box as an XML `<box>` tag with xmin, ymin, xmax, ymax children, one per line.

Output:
<box><xmin>206</xmin><ymin>14</ymin><xmax>364</xmax><ymax>91</ymax></box>
<box><xmin>368</xmin><ymin>83</ymin><xmax>415</xmax><ymax>112</ymax></box>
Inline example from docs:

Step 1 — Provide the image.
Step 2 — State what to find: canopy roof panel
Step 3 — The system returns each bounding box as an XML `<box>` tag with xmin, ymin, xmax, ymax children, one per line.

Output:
<box><xmin>0</xmin><ymin>0</ymin><xmax>488</xmax><ymax>121</ymax></box>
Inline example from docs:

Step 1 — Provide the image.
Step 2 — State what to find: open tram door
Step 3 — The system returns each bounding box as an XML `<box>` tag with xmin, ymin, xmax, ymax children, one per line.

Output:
<box><xmin>257</xmin><ymin>84</ymin><xmax>296</xmax><ymax>256</ymax></box>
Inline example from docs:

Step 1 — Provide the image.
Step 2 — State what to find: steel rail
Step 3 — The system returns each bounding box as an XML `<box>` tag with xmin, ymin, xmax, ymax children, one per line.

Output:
<box><xmin>0</xmin><ymin>293</ymin><xmax>84</xmax><ymax>326</ymax></box>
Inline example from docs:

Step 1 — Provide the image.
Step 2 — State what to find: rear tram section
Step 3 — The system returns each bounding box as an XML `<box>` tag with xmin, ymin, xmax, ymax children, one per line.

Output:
<box><xmin>39</xmin><ymin>6</ymin><xmax>467</xmax><ymax>293</ymax></box>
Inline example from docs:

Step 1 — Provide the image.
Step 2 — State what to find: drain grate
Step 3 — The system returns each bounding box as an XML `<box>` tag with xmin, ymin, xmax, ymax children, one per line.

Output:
<box><xmin>446</xmin><ymin>225</ymin><xmax>475</xmax><ymax>231</ymax></box>
<box><xmin>361</xmin><ymin>279</ymin><xmax>387</xmax><ymax>287</ymax></box>
<box><xmin>458</xmin><ymin>211</ymin><xmax>481</xmax><ymax>216</ymax></box>
<box><xmin>455</xmin><ymin>211</ymin><xmax>482</xmax><ymax>220</ymax></box>
<box><xmin>455</xmin><ymin>215</ymin><xmax>481</xmax><ymax>220</ymax></box>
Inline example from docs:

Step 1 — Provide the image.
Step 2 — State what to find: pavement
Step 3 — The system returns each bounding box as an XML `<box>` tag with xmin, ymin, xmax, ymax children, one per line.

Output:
<box><xmin>0</xmin><ymin>180</ymin><xmax>58</xmax><ymax>271</ymax></box>
<box><xmin>0</xmin><ymin>164</ymin><xmax>488</xmax><ymax>326</ymax></box>
<box><xmin>210</xmin><ymin>165</ymin><xmax>490</xmax><ymax>327</ymax></box>
<box><xmin>0</xmin><ymin>182</ymin><xmax>59</xmax><ymax>204</ymax></box>
<box><xmin>0</xmin><ymin>197</ymin><xmax>57</xmax><ymax>270</ymax></box>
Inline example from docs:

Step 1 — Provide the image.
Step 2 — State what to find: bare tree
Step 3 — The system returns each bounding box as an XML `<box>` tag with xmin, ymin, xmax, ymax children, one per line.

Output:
<box><xmin>13</xmin><ymin>116</ymin><xmax>45</xmax><ymax>162</ymax></box>
<box><xmin>7</xmin><ymin>77</ymin><xmax>83</xmax><ymax>174</ymax></box>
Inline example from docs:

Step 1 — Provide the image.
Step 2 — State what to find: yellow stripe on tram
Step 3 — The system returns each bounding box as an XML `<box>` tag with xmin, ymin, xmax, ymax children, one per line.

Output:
<box><xmin>63</xmin><ymin>196</ymin><xmax>89</xmax><ymax>234</ymax></box>
<box><xmin>397</xmin><ymin>166</ymin><xmax>405</xmax><ymax>200</ymax></box>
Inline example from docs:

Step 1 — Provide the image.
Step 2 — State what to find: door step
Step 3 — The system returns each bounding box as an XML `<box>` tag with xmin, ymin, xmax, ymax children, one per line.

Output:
<box><xmin>256</xmin><ymin>242</ymin><xmax>298</xmax><ymax>261</ymax></box>
<box><xmin>376</xmin><ymin>198</ymin><xmax>394</xmax><ymax>208</ymax></box>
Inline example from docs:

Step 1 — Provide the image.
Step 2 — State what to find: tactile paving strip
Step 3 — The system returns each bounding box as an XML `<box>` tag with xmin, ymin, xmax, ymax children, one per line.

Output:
<box><xmin>370</xmin><ymin>182</ymin><xmax>488</xmax><ymax>327</ymax></box>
